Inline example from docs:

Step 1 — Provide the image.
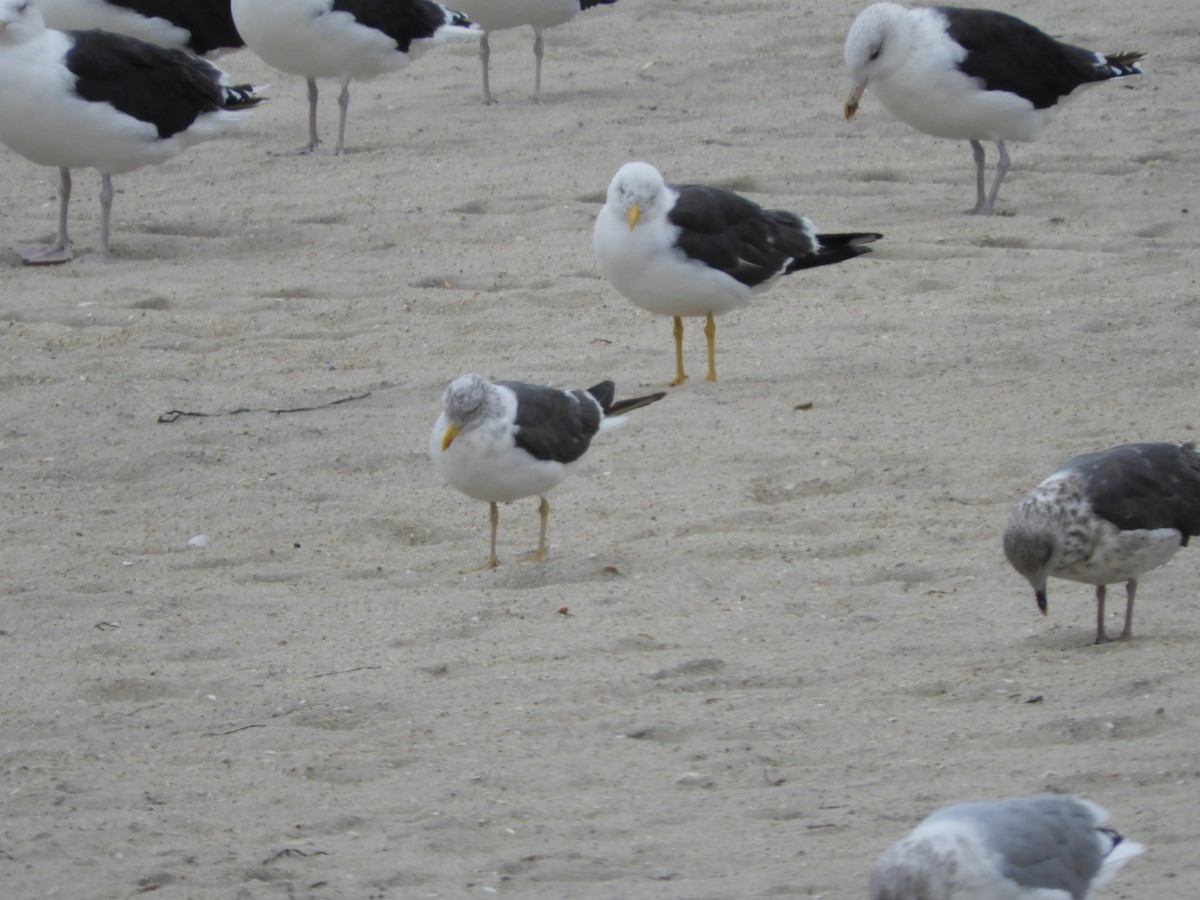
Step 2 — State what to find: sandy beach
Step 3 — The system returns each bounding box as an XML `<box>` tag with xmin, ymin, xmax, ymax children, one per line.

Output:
<box><xmin>2</xmin><ymin>0</ymin><xmax>1199</xmax><ymax>896</ymax></box>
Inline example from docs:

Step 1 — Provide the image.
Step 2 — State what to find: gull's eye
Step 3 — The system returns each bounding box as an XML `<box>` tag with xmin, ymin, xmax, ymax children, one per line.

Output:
<box><xmin>868</xmin><ymin>44</ymin><xmax>882</xmax><ymax>61</ymax></box>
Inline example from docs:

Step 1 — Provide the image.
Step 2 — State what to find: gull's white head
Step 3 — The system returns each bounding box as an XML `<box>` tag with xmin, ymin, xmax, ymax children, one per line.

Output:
<box><xmin>843</xmin><ymin>3</ymin><xmax>912</xmax><ymax>119</ymax></box>
<box><xmin>0</xmin><ymin>0</ymin><xmax>45</xmax><ymax>42</ymax></box>
<box><xmin>605</xmin><ymin>161</ymin><xmax>667</xmax><ymax>231</ymax></box>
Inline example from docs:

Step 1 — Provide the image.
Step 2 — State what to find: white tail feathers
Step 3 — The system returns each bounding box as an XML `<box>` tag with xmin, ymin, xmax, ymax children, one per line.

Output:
<box><xmin>1088</xmin><ymin>835</ymin><xmax>1145</xmax><ymax>898</ymax></box>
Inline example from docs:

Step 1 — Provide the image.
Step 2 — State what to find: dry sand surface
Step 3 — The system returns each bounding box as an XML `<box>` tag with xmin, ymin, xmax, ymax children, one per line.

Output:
<box><xmin>3</xmin><ymin>0</ymin><xmax>1200</xmax><ymax>896</ymax></box>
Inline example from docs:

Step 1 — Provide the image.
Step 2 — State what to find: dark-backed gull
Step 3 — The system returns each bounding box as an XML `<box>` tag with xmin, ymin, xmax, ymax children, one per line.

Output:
<box><xmin>231</xmin><ymin>0</ymin><xmax>477</xmax><ymax>155</ymax></box>
<box><xmin>40</xmin><ymin>0</ymin><xmax>243</xmax><ymax>56</ymax></box>
<box><xmin>449</xmin><ymin>0</ymin><xmax>617</xmax><ymax>105</ymax></box>
<box><xmin>594</xmin><ymin>160</ymin><xmax>880</xmax><ymax>385</ymax></box>
<box><xmin>0</xmin><ymin>0</ymin><xmax>263</xmax><ymax>263</ymax></box>
<box><xmin>431</xmin><ymin>373</ymin><xmax>663</xmax><ymax>571</ymax></box>
<box><xmin>844</xmin><ymin>3</ymin><xmax>1144</xmax><ymax>214</ymax></box>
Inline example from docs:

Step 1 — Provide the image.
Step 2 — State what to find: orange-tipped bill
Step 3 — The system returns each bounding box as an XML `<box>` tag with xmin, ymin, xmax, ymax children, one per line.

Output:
<box><xmin>441</xmin><ymin>423</ymin><xmax>462</xmax><ymax>451</ymax></box>
<box><xmin>628</xmin><ymin>205</ymin><xmax>640</xmax><ymax>230</ymax></box>
<box><xmin>844</xmin><ymin>81</ymin><xmax>867</xmax><ymax>120</ymax></box>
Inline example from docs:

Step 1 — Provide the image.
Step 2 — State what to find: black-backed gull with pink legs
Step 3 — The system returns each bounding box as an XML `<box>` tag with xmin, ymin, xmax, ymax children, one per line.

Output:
<box><xmin>449</xmin><ymin>0</ymin><xmax>618</xmax><ymax>105</ymax></box>
<box><xmin>844</xmin><ymin>3</ymin><xmax>1144</xmax><ymax>214</ymax></box>
<box><xmin>0</xmin><ymin>0</ymin><xmax>263</xmax><ymax>263</ymax></box>
<box><xmin>232</xmin><ymin>0</ymin><xmax>477</xmax><ymax>155</ymax></box>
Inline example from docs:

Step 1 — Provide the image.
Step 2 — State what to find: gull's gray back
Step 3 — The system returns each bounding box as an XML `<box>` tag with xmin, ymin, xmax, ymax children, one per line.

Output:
<box><xmin>927</xmin><ymin>796</ymin><xmax>1101</xmax><ymax>898</ymax></box>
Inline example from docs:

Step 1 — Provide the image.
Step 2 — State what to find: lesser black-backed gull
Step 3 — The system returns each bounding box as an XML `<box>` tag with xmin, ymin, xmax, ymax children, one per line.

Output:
<box><xmin>1004</xmin><ymin>442</ymin><xmax>1200</xmax><ymax>644</ymax></box>
<box><xmin>431</xmin><ymin>373</ymin><xmax>664</xmax><ymax>571</ymax></box>
<box><xmin>449</xmin><ymin>0</ymin><xmax>617</xmax><ymax>105</ymax></box>
<box><xmin>0</xmin><ymin>0</ymin><xmax>263</xmax><ymax>263</ymax></box>
<box><xmin>231</xmin><ymin>0</ymin><xmax>477</xmax><ymax>155</ymax></box>
<box><xmin>40</xmin><ymin>0</ymin><xmax>243</xmax><ymax>56</ymax></box>
<box><xmin>844</xmin><ymin>3</ymin><xmax>1144</xmax><ymax>215</ymax></box>
<box><xmin>594</xmin><ymin>160</ymin><xmax>881</xmax><ymax>386</ymax></box>
<box><xmin>871</xmin><ymin>795</ymin><xmax>1143</xmax><ymax>900</ymax></box>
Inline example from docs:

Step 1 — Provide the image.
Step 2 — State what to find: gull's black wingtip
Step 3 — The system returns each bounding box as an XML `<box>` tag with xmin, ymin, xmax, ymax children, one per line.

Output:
<box><xmin>607</xmin><ymin>391</ymin><xmax>667</xmax><ymax>417</ymax></box>
<box><xmin>223</xmin><ymin>83</ymin><xmax>268</xmax><ymax>109</ymax></box>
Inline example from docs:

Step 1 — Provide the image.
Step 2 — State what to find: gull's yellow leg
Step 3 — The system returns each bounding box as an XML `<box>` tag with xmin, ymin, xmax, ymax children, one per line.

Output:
<box><xmin>462</xmin><ymin>501</ymin><xmax>501</xmax><ymax>573</ymax></box>
<box><xmin>669</xmin><ymin>316</ymin><xmax>688</xmax><ymax>386</ymax></box>
<box><xmin>704</xmin><ymin>312</ymin><xmax>717</xmax><ymax>382</ymax></box>
<box><xmin>523</xmin><ymin>497</ymin><xmax>550</xmax><ymax>563</ymax></box>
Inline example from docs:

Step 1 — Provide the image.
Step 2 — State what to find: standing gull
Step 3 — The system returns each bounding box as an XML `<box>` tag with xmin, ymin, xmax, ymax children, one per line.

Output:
<box><xmin>1004</xmin><ymin>442</ymin><xmax>1200</xmax><ymax>643</ymax></box>
<box><xmin>231</xmin><ymin>0</ymin><xmax>477</xmax><ymax>155</ymax></box>
<box><xmin>430</xmin><ymin>374</ymin><xmax>664</xmax><ymax>571</ymax></box>
<box><xmin>39</xmin><ymin>0</ymin><xmax>244</xmax><ymax>56</ymax></box>
<box><xmin>871</xmin><ymin>795</ymin><xmax>1143</xmax><ymax>900</ymax></box>
<box><xmin>843</xmin><ymin>3</ymin><xmax>1144</xmax><ymax>215</ymax></box>
<box><xmin>0</xmin><ymin>0</ymin><xmax>263</xmax><ymax>263</ymax></box>
<box><xmin>594</xmin><ymin>161</ymin><xmax>880</xmax><ymax>386</ymax></box>
<box><xmin>449</xmin><ymin>0</ymin><xmax>617</xmax><ymax>105</ymax></box>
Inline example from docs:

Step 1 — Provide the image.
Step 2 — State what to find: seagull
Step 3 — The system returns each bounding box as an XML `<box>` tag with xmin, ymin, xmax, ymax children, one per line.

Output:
<box><xmin>1004</xmin><ymin>442</ymin><xmax>1200</xmax><ymax>644</ymax></box>
<box><xmin>231</xmin><ymin>0</ymin><xmax>478</xmax><ymax>155</ymax></box>
<box><xmin>430</xmin><ymin>373</ymin><xmax>664</xmax><ymax>571</ymax></box>
<box><xmin>871</xmin><ymin>795</ymin><xmax>1144</xmax><ymax>900</ymax></box>
<box><xmin>843</xmin><ymin>3</ymin><xmax>1144</xmax><ymax>215</ymax></box>
<box><xmin>39</xmin><ymin>0</ymin><xmax>244</xmax><ymax>56</ymax></box>
<box><xmin>594</xmin><ymin>161</ymin><xmax>881</xmax><ymax>386</ymax></box>
<box><xmin>448</xmin><ymin>0</ymin><xmax>617</xmax><ymax>105</ymax></box>
<box><xmin>0</xmin><ymin>0</ymin><xmax>263</xmax><ymax>263</ymax></box>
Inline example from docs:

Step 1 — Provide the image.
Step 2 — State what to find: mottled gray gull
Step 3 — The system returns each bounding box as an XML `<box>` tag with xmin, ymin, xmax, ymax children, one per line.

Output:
<box><xmin>844</xmin><ymin>3</ymin><xmax>1144</xmax><ymax>214</ymax></box>
<box><xmin>1004</xmin><ymin>441</ymin><xmax>1200</xmax><ymax>643</ymax></box>
<box><xmin>871</xmin><ymin>795</ymin><xmax>1144</xmax><ymax>900</ymax></box>
<box><xmin>430</xmin><ymin>374</ymin><xmax>663</xmax><ymax>571</ymax></box>
<box><xmin>593</xmin><ymin>161</ymin><xmax>881</xmax><ymax>386</ymax></box>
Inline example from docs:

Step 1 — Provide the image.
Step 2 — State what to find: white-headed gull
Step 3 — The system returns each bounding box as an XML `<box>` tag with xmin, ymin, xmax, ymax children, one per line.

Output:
<box><xmin>594</xmin><ymin>160</ymin><xmax>880</xmax><ymax>385</ymax></box>
<box><xmin>844</xmin><ymin>3</ymin><xmax>1144</xmax><ymax>214</ymax></box>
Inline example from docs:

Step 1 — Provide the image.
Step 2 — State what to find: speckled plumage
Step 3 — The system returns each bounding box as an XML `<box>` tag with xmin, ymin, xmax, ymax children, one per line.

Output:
<box><xmin>1004</xmin><ymin>442</ymin><xmax>1200</xmax><ymax>642</ymax></box>
<box><xmin>870</xmin><ymin>795</ymin><xmax>1143</xmax><ymax>900</ymax></box>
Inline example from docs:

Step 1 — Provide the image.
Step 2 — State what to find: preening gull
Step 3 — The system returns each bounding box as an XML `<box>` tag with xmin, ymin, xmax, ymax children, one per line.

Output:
<box><xmin>448</xmin><ymin>0</ymin><xmax>617</xmax><ymax>105</ymax></box>
<box><xmin>1004</xmin><ymin>442</ymin><xmax>1200</xmax><ymax>643</ymax></box>
<box><xmin>40</xmin><ymin>0</ymin><xmax>243</xmax><ymax>56</ymax></box>
<box><xmin>843</xmin><ymin>3</ymin><xmax>1144</xmax><ymax>214</ymax></box>
<box><xmin>871</xmin><ymin>795</ymin><xmax>1144</xmax><ymax>900</ymax></box>
<box><xmin>594</xmin><ymin>160</ymin><xmax>880</xmax><ymax>385</ymax></box>
<box><xmin>0</xmin><ymin>0</ymin><xmax>263</xmax><ymax>263</ymax></box>
<box><xmin>231</xmin><ymin>0</ymin><xmax>477</xmax><ymax>155</ymax></box>
<box><xmin>431</xmin><ymin>373</ymin><xmax>664</xmax><ymax>570</ymax></box>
